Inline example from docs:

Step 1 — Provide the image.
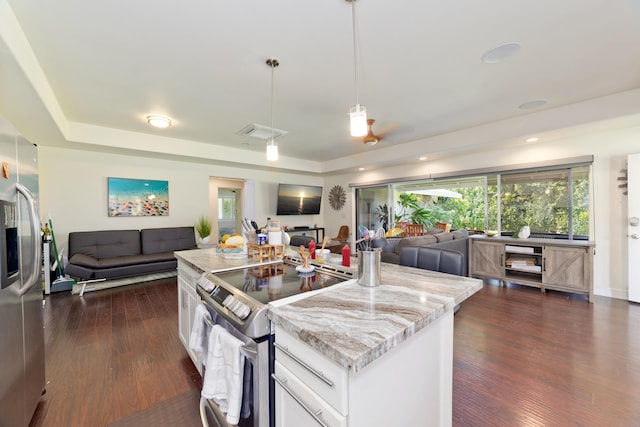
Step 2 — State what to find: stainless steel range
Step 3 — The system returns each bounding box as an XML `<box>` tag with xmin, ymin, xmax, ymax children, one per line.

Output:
<box><xmin>196</xmin><ymin>256</ymin><xmax>354</xmax><ymax>427</ymax></box>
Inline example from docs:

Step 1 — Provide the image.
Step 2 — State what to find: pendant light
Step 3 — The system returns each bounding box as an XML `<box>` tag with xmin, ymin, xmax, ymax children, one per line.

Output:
<box><xmin>347</xmin><ymin>0</ymin><xmax>367</xmax><ymax>137</ymax></box>
<box><xmin>266</xmin><ymin>58</ymin><xmax>279</xmax><ymax>161</ymax></box>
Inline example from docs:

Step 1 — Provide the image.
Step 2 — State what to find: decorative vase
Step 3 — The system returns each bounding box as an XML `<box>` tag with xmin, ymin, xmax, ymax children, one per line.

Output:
<box><xmin>357</xmin><ymin>249</ymin><xmax>381</xmax><ymax>287</ymax></box>
<box><xmin>198</xmin><ymin>236</ymin><xmax>210</xmax><ymax>245</ymax></box>
<box><xmin>518</xmin><ymin>226</ymin><xmax>530</xmax><ymax>239</ymax></box>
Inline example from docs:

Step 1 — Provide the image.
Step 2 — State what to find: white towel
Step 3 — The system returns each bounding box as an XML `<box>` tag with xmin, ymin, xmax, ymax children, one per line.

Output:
<box><xmin>189</xmin><ymin>304</ymin><xmax>212</xmax><ymax>361</ymax></box>
<box><xmin>202</xmin><ymin>325</ymin><xmax>246</xmax><ymax>425</ymax></box>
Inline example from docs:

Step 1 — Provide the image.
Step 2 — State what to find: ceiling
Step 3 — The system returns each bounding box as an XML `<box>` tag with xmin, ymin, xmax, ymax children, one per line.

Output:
<box><xmin>3</xmin><ymin>0</ymin><xmax>640</xmax><ymax>174</ymax></box>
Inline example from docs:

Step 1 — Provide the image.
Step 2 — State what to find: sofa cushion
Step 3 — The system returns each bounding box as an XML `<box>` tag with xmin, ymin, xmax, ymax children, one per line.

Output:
<box><xmin>68</xmin><ymin>229</ymin><xmax>141</xmax><ymax>259</ymax></box>
<box><xmin>69</xmin><ymin>252</ymin><xmax>173</xmax><ymax>269</ymax></box>
<box><xmin>394</xmin><ymin>235</ymin><xmax>438</xmax><ymax>255</ymax></box>
<box><xmin>141</xmin><ymin>226</ymin><xmax>197</xmax><ymax>254</ymax></box>
<box><xmin>434</xmin><ymin>233</ymin><xmax>454</xmax><ymax>243</ymax></box>
<box><xmin>451</xmin><ymin>229</ymin><xmax>469</xmax><ymax>239</ymax></box>
<box><xmin>399</xmin><ymin>246</ymin><xmax>463</xmax><ymax>276</ymax></box>
<box><xmin>426</xmin><ymin>228</ymin><xmax>443</xmax><ymax>235</ymax></box>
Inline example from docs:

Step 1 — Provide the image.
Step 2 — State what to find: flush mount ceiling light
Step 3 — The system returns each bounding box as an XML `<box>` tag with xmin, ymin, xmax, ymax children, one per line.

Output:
<box><xmin>347</xmin><ymin>0</ymin><xmax>367</xmax><ymax>137</ymax></box>
<box><xmin>266</xmin><ymin>58</ymin><xmax>279</xmax><ymax>161</ymax></box>
<box><xmin>146</xmin><ymin>115</ymin><xmax>171</xmax><ymax>128</ymax></box>
<box><xmin>482</xmin><ymin>42</ymin><xmax>521</xmax><ymax>64</ymax></box>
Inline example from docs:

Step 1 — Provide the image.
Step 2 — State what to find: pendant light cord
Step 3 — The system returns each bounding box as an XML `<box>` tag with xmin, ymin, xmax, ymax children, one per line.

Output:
<box><xmin>267</xmin><ymin>58</ymin><xmax>279</xmax><ymax>142</ymax></box>
<box><xmin>351</xmin><ymin>0</ymin><xmax>360</xmax><ymax>105</ymax></box>
<box><xmin>271</xmin><ymin>61</ymin><xmax>274</xmax><ymax>141</ymax></box>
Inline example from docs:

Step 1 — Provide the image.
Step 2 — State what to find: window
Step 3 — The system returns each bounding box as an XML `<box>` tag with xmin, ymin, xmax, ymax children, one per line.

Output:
<box><xmin>218</xmin><ymin>194</ymin><xmax>235</xmax><ymax>220</ymax></box>
<box><xmin>353</xmin><ymin>162</ymin><xmax>590</xmax><ymax>240</ymax></box>
<box><xmin>500</xmin><ymin>166</ymin><xmax>588</xmax><ymax>239</ymax></box>
<box><xmin>395</xmin><ymin>177</ymin><xmax>488</xmax><ymax>231</ymax></box>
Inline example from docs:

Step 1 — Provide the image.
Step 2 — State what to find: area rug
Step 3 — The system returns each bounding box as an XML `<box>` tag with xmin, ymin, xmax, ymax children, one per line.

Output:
<box><xmin>70</xmin><ymin>270</ymin><xmax>177</xmax><ymax>295</ymax></box>
<box><xmin>107</xmin><ymin>388</ymin><xmax>202</xmax><ymax>427</ymax></box>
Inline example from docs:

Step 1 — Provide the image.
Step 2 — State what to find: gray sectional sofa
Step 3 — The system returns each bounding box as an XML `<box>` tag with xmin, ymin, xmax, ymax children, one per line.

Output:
<box><xmin>371</xmin><ymin>229</ymin><xmax>470</xmax><ymax>276</ymax></box>
<box><xmin>65</xmin><ymin>226</ymin><xmax>197</xmax><ymax>281</ymax></box>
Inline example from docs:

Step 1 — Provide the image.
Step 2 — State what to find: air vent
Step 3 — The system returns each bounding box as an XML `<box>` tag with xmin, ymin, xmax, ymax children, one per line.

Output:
<box><xmin>236</xmin><ymin>123</ymin><xmax>288</xmax><ymax>141</ymax></box>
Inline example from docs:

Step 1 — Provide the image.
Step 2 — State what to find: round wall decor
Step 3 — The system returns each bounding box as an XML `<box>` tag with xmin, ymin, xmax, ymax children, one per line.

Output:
<box><xmin>328</xmin><ymin>185</ymin><xmax>346</xmax><ymax>211</ymax></box>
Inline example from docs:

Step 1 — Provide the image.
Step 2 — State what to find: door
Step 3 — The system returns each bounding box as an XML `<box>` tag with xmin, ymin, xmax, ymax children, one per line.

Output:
<box><xmin>470</xmin><ymin>240</ymin><xmax>504</xmax><ymax>279</ymax></box>
<box><xmin>628</xmin><ymin>154</ymin><xmax>640</xmax><ymax>302</ymax></box>
<box><xmin>17</xmin><ymin>135</ymin><xmax>45</xmax><ymax>425</ymax></box>
<box><xmin>218</xmin><ymin>187</ymin><xmax>239</xmax><ymax>242</ymax></box>
<box><xmin>0</xmin><ymin>121</ymin><xmax>43</xmax><ymax>427</ymax></box>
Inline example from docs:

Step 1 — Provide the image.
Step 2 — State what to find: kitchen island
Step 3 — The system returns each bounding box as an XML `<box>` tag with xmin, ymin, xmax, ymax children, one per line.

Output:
<box><xmin>175</xmin><ymin>247</ymin><xmax>483</xmax><ymax>426</ymax></box>
<box><xmin>269</xmin><ymin>262</ymin><xmax>483</xmax><ymax>427</ymax></box>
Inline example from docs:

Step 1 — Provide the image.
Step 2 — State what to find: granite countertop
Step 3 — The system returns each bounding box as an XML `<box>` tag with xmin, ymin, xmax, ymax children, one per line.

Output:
<box><xmin>174</xmin><ymin>247</ymin><xmax>280</xmax><ymax>273</ymax></box>
<box><xmin>268</xmin><ymin>263</ymin><xmax>483</xmax><ymax>373</ymax></box>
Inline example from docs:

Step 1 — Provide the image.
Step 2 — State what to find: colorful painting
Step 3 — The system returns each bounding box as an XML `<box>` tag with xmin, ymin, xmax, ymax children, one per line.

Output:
<box><xmin>108</xmin><ymin>177</ymin><xmax>169</xmax><ymax>217</ymax></box>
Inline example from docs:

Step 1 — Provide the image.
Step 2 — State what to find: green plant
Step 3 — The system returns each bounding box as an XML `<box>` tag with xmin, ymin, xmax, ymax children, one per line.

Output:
<box><xmin>394</xmin><ymin>193</ymin><xmax>421</xmax><ymax>222</ymax></box>
<box><xmin>194</xmin><ymin>216</ymin><xmax>212</xmax><ymax>239</ymax></box>
<box><xmin>375</xmin><ymin>203</ymin><xmax>389</xmax><ymax>231</ymax></box>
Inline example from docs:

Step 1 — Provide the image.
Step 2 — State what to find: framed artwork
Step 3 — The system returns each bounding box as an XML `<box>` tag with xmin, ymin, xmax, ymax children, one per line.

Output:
<box><xmin>108</xmin><ymin>177</ymin><xmax>169</xmax><ymax>217</ymax></box>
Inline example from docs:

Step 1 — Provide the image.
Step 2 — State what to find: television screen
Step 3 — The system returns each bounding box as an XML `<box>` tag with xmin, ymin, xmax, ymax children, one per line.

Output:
<box><xmin>276</xmin><ymin>184</ymin><xmax>322</xmax><ymax>215</ymax></box>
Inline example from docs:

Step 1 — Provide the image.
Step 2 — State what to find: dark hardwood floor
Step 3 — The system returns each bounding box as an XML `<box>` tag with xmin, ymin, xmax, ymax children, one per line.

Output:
<box><xmin>29</xmin><ymin>279</ymin><xmax>202</xmax><ymax>427</ymax></box>
<box><xmin>453</xmin><ymin>281</ymin><xmax>640</xmax><ymax>426</ymax></box>
<box><xmin>30</xmin><ymin>278</ymin><xmax>640</xmax><ymax>426</ymax></box>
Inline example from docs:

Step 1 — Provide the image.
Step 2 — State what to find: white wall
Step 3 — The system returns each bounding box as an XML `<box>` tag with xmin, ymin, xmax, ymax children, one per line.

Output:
<box><xmin>38</xmin><ymin>146</ymin><xmax>324</xmax><ymax>254</ymax></box>
<box><xmin>323</xmin><ymin>123</ymin><xmax>640</xmax><ymax>300</ymax></box>
<box><xmin>40</xmin><ymin>122</ymin><xmax>639</xmax><ymax>300</ymax></box>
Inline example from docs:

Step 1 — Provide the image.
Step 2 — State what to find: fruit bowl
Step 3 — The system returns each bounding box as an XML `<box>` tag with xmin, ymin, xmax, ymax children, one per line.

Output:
<box><xmin>485</xmin><ymin>230</ymin><xmax>498</xmax><ymax>237</ymax></box>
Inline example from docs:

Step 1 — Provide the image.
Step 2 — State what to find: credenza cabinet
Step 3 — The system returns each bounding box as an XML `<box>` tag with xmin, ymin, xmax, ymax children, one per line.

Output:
<box><xmin>469</xmin><ymin>236</ymin><xmax>594</xmax><ymax>302</ymax></box>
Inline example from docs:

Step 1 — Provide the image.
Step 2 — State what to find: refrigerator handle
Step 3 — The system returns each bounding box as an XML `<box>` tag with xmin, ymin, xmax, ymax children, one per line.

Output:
<box><xmin>16</xmin><ymin>183</ymin><xmax>41</xmax><ymax>296</ymax></box>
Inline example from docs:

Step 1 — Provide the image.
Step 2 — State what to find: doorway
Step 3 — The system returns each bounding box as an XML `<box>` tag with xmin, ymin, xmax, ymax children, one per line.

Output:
<box><xmin>217</xmin><ymin>188</ymin><xmax>240</xmax><ymax>242</ymax></box>
<box><xmin>209</xmin><ymin>178</ymin><xmax>246</xmax><ymax>244</ymax></box>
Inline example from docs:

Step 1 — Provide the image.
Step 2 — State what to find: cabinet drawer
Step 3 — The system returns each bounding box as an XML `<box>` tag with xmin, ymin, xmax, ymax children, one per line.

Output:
<box><xmin>274</xmin><ymin>361</ymin><xmax>347</xmax><ymax>427</ymax></box>
<box><xmin>275</xmin><ymin>327</ymin><xmax>348</xmax><ymax>415</ymax></box>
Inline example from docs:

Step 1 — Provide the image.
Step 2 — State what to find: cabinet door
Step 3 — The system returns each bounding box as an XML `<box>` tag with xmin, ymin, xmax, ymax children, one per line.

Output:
<box><xmin>178</xmin><ymin>277</ymin><xmax>190</xmax><ymax>348</ymax></box>
<box><xmin>470</xmin><ymin>240</ymin><xmax>504</xmax><ymax>278</ymax></box>
<box><xmin>178</xmin><ymin>275</ymin><xmax>202</xmax><ymax>370</ymax></box>
<box><xmin>543</xmin><ymin>246</ymin><xmax>589</xmax><ymax>291</ymax></box>
<box><xmin>274</xmin><ymin>361</ymin><xmax>346</xmax><ymax>427</ymax></box>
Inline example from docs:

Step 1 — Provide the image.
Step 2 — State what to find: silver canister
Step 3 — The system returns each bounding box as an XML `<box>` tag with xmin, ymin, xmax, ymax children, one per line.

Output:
<box><xmin>357</xmin><ymin>249</ymin><xmax>381</xmax><ymax>287</ymax></box>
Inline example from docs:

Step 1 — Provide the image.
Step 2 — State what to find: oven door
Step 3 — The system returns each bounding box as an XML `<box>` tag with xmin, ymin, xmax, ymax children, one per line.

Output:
<box><xmin>199</xmin><ymin>304</ymin><xmax>273</xmax><ymax>427</ymax></box>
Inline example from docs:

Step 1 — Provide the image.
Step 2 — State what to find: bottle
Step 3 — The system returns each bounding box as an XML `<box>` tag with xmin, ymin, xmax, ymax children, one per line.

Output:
<box><xmin>43</xmin><ymin>223</ymin><xmax>52</xmax><ymax>241</ymax></box>
<box><xmin>309</xmin><ymin>240</ymin><xmax>316</xmax><ymax>259</ymax></box>
<box><xmin>342</xmin><ymin>244</ymin><xmax>351</xmax><ymax>267</ymax></box>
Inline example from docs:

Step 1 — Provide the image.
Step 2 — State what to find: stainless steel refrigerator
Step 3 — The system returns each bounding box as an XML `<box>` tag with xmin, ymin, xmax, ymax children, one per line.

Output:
<box><xmin>0</xmin><ymin>115</ymin><xmax>45</xmax><ymax>427</ymax></box>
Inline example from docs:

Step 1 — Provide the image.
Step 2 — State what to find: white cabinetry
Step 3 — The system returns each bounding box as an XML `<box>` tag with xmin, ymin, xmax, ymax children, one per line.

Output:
<box><xmin>273</xmin><ymin>312</ymin><xmax>454</xmax><ymax>427</ymax></box>
<box><xmin>177</xmin><ymin>260</ymin><xmax>202</xmax><ymax>372</ymax></box>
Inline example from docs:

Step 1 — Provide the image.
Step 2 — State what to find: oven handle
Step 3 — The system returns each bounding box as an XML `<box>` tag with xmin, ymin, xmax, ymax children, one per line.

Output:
<box><xmin>200</xmin><ymin>306</ymin><xmax>258</xmax><ymax>361</ymax></box>
<box><xmin>274</xmin><ymin>342</ymin><xmax>334</xmax><ymax>387</ymax></box>
<box><xmin>272</xmin><ymin>373</ymin><xmax>328</xmax><ymax>427</ymax></box>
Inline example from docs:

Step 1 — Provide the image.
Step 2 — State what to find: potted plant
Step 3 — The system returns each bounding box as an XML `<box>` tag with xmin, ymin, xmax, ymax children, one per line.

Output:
<box><xmin>195</xmin><ymin>216</ymin><xmax>212</xmax><ymax>244</ymax></box>
<box><xmin>375</xmin><ymin>203</ymin><xmax>389</xmax><ymax>231</ymax></box>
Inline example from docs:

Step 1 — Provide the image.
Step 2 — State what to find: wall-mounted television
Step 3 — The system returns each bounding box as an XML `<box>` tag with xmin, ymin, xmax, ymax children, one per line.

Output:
<box><xmin>276</xmin><ymin>184</ymin><xmax>322</xmax><ymax>215</ymax></box>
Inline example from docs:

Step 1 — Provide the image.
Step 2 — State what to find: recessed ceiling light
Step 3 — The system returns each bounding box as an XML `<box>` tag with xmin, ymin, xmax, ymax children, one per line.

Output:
<box><xmin>482</xmin><ymin>42</ymin><xmax>521</xmax><ymax>64</ymax></box>
<box><xmin>147</xmin><ymin>115</ymin><xmax>171</xmax><ymax>128</ymax></box>
<box><xmin>526</xmin><ymin>137</ymin><xmax>539</xmax><ymax>143</ymax></box>
<box><xmin>518</xmin><ymin>100</ymin><xmax>547</xmax><ymax>110</ymax></box>
<box><xmin>358</xmin><ymin>167</ymin><xmax>365</xmax><ymax>171</ymax></box>
<box><xmin>419</xmin><ymin>156</ymin><xmax>427</xmax><ymax>161</ymax></box>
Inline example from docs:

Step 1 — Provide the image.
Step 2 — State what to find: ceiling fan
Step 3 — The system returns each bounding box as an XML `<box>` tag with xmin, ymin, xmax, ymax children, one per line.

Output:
<box><xmin>363</xmin><ymin>118</ymin><xmax>381</xmax><ymax>145</ymax></box>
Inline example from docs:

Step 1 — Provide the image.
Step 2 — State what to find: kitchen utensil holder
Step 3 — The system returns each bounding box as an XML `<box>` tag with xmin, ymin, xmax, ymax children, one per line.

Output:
<box><xmin>357</xmin><ymin>249</ymin><xmax>381</xmax><ymax>287</ymax></box>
